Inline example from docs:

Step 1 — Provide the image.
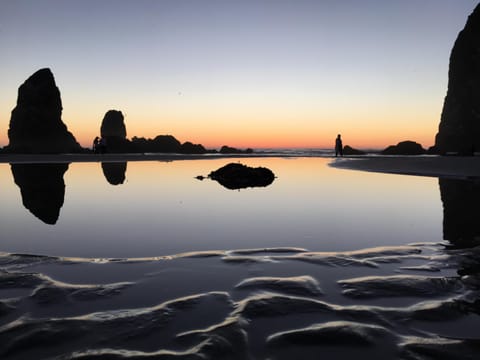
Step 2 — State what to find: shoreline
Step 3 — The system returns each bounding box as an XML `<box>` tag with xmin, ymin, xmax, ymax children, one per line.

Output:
<box><xmin>330</xmin><ymin>155</ymin><xmax>480</xmax><ymax>178</ymax></box>
<box><xmin>0</xmin><ymin>152</ymin><xmax>295</xmax><ymax>164</ymax></box>
<box><xmin>2</xmin><ymin>152</ymin><xmax>480</xmax><ymax>179</ymax></box>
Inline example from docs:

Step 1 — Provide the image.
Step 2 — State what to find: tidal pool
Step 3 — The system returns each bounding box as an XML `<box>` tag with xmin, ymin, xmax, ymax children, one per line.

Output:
<box><xmin>1</xmin><ymin>157</ymin><xmax>479</xmax><ymax>359</ymax></box>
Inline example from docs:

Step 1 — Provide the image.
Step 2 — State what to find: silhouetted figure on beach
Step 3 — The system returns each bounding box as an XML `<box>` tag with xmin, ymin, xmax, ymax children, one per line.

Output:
<box><xmin>335</xmin><ymin>134</ymin><xmax>343</xmax><ymax>157</ymax></box>
<box><xmin>93</xmin><ymin>137</ymin><xmax>100</xmax><ymax>153</ymax></box>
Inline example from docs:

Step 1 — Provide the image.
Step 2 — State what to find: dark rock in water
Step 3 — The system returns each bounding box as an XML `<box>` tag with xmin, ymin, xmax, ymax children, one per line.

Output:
<box><xmin>434</xmin><ymin>4</ymin><xmax>480</xmax><ymax>155</ymax></box>
<box><xmin>343</xmin><ymin>145</ymin><xmax>365</xmax><ymax>155</ymax></box>
<box><xmin>180</xmin><ymin>141</ymin><xmax>207</xmax><ymax>154</ymax></box>
<box><xmin>101</xmin><ymin>162</ymin><xmax>127</xmax><ymax>185</ymax></box>
<box><xmin>6</xmin><ymin>68</ymin><xmax>81</xmax><ymax>153</ymax></box>
<box><xmin>11</xmin><ymin>163</ymin><xmax>69</xmax><ymax>224</ymax></box>
<box><xmin>209</xmin><ymin>163</ymin><xmax>275</xmax><ymax>190</ymax></box>
<box><xmin>439</xmin><ymin>178</ymin><xmax>480</xmax><ymax>249</ymax></box>
<box><xmin>381</xmin><ymin>141</ymin><xmax>425</xmax><ymax>155</ymax></box>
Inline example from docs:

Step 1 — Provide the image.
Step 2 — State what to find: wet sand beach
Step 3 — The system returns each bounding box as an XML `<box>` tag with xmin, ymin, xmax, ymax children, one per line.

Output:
<box><xmin>330</xmin><ymin>155</ymin><xmax>480</xmax><ymax>178</ymax></box>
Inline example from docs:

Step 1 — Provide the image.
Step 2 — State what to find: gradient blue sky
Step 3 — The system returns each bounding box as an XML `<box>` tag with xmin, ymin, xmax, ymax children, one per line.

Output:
<box><xmin>0</xmin><ymin>0</ymin><xmax>478</xmax><ymax>149</ymax></box>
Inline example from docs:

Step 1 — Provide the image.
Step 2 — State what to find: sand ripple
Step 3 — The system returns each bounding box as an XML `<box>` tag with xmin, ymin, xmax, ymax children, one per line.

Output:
<box><xmin>1</xmin><ymin>243</ymin><xmax>480</xmax><ymax>359</ymax></box>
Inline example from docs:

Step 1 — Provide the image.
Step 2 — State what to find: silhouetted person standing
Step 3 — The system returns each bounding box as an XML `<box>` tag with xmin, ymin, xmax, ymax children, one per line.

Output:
<box><xmin>335</xmin><ymin>134</ymin><xmax>343</xmax><ymax>157</ymax></box>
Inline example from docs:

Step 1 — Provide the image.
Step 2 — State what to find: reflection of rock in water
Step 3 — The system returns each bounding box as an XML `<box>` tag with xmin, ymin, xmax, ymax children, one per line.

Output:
<box><xmin>439</xmin><ymin>178</ymin><xmax>480</xmax><ymax>247</ymax></box>
<box><xmin>208</xmin><ymin>163</ymin><xmax>275</xmax><ymax>190</ymax></box>
<box><xmin>11</xmin><ymin>163</ymin><xmax>68</xmax><ymax>225</ymax></box>
<box><xmin>101</xmin><ymin>162</ymin><xmax>127</xmax><ymax>185</ymax></box>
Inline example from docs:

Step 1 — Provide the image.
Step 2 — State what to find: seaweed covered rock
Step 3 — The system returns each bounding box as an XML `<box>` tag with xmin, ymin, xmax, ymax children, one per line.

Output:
<box><xmin>7</xmin><ymin>68</ymin><xmax>82</xmax><ymax>153</ymax></box>
<box><xmin>381</xmin><ymin>141</ymin><xmax>425</xmax><ymax>155</ymax></box>
<box><xmin>209</xmin><ymin>163</ymin><xmax>275</xmax><ymax>190</ymax></box>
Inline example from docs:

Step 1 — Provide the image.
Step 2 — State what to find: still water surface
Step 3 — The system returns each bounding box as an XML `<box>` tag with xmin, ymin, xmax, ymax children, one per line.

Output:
<box><xmin>1</xmin><ymin>158</ymin><xmax>442</xmax><ymax>258</ymax></box>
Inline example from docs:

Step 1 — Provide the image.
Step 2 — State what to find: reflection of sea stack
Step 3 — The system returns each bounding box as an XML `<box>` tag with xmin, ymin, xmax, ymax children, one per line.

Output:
<box><xmin>7</xmin><ymin>68</ymin><xmax>81</xmax><ymax>153</ymax></box>
<box><xmin>101</xmin><ymin>162</ymin><xmax>127</xmax><ymax>185</ymax></box>
<box><xmin>434</xmin><ymin>4</ymin><xmax>480</xmax><ymax>154</ymax></box>
<box><xmin>208</xmin><ymin>163</ymin><xmax>275</xmax><ymax>190</ymax></box>
<box><xmin>100</xmin><ymin>110</ymin><xmax>130</xmax><ymax>152</ymax></box>
<box><xmin>439</xmin><ymin>178</ymin><xmax>480</xmax><ymax>247</ymax></box>
<box><xmin>11</xmin><ymin>164</ymin><xmax>69</xmax><ymax>224</ymax></box>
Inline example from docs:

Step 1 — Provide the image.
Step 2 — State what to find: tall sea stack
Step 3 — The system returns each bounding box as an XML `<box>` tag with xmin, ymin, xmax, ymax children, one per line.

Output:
<box><xmin>434</xmin><ymin>4</ymin><xmax>480</xmax><ymax>155</ymax></box>
<box><xmin>7</xmin><ymin>68</ymin><xmax>82</xmax><ymax>153</ymax></box>
<box><xmin>100</xmin><ymin>110</ymin><xmax>130</xmax><ymax>152</ymax></box>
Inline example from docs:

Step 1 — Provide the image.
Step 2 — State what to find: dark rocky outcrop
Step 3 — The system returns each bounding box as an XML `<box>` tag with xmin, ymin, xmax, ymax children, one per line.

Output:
<box><xmin>439</xmin><ymin>178</ymin><xmax>480</xmax><ymax>249</ymax></box>
<box><xmin>6</xmin><ymin>68</ymin><xmax>82</xmax><ymax>153</ymax></box>
<box><xmin>11</xmin><ymin>163</ymin><xmax>69</xmax><ymax>224</ymax></box>
<box><xmin>100</xmin><ymin>110</ymin><xmax>127</xmax><ymax>139</ymax></box>
<box><xmin>381</xmin><ymin>141</ymin><xmax>426</xmax><ymax>155</ymax></box>
<box><xmin>434</xmin><ymin>4</ymin><xmax>480</xmax><ymax>155</ymax></box>
<box><xmin>100</xmin><ymin>110</ymin><xmax>130</xmax><ymax>153</ymax></box>
<box><xmin>101</xmin><ymin>162</ymin><xmax>127</xmax><ymax>185</ymax></box>
<box><xmin>180</xmin><ymin>142</ymin><xmax>207</xmax><ymax>154</ymax></box>
<box><xmin>342</xmin><ymin>145</ymin><xmax>365</xmax><ymax>156</ymax></box>
<box><xmin>208</xmin><ymin>163</ymin><xmax>275</xmax><ymax>190</ymax></box>
<box><xmin>220</xmin><ymin>145</ymin><xmax>253</xmax><ymax>154</ymax></box>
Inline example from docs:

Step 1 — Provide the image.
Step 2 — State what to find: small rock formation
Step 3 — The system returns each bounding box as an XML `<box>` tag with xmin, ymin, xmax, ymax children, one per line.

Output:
<box><xmin>100</xmin><ymin>110</ymin><xmax>130</xmax><ymax>153</ymax></box>
<box><xmin>208</xmin><ymin>163</ymin><xmax>275</xmax><ymax>190</ymax></box>
<box><xmin>7</xmin><ymin>68</ymin><xmax>82</xmax><ymax>153</ymax></box>
<box><xmin>342</xmin><ymin>145</ymin><xmax>365</xmax><ymax>156</ymax></box>
<box><xmin>101</xmin><ymin>162</ymin><xmax>127</xmax><ymax>185</ymax></box>
<box><xmin>434</xmin><ymin>4</ymin><xmax>480</xmax><ymax>155</ymax></box>
<box><xmin>219</xmin><ymin>145</ymin><xmax>253</xmax><ymax>154</ymax></box>
<box><xmin>11</xmin><ymin>163</ymin><xmax>69</xmax><ymax>224</ymax></box>
<box><xmin>381</xmin><ymin>141</ymin><xmax>425</xmax><ymax>155</ymax></box>
<box><xmin>180</xmin><ymin>141</ymin><xmax>207</xmax><ymax>154</ymax></box>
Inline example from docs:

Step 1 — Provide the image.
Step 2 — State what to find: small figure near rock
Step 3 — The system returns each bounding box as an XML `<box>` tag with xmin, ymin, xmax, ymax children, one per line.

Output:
<box><xmin>335</xmin><ymin>134</ymin><xmax>343</xmax><ymax>157</ymax></box>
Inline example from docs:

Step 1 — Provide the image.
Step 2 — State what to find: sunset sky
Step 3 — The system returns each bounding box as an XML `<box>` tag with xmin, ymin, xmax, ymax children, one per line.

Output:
<box><xmin>0</xmin><ymin>0</ymin><xmax>478</xmax><ymax>149</ymax></box>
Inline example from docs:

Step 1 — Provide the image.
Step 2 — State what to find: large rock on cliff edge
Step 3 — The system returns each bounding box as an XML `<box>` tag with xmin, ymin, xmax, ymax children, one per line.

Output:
<box><xmin>7</xmin><ymin>68</ymin><xmax>82</xmax><ymax>153</ymax></box>
<box><xmin>434</xmin><ymin>4</ymin><xmax>480</xmax><ymax>155</ymax></box>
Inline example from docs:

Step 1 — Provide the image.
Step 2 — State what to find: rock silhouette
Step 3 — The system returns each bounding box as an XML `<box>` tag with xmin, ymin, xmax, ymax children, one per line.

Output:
<box><xmin>434</xmin><ymin>4</ymin><xmax>480</xmax><ymax>155</ymax></box>
<box><xmin>209</xmin><ymin>163</ymin><xmax>275</xmax><ymax>190</ymax></box>
<box><xmin>342</xmin><ymin>145</ymin><xmax>365</xmax><ymax>156</ymax></box>
<box><xmin>439</xmin><ymin>178</ymin><xmax>480</xmax><ymax>248</ymax></box>
<box><xmin>101</xmin><ymin>162</ymin><xmax>127</xmax><ymax>185</ymax></box>
<box><xmin>100</xmin><ymin>110</ymin><xmax>130</xmax><ymax>153</ymax></box>
<box><xmin>6</xmin><ymin>68</ymin><xmax>81</xmax><ymax>153</ymax></box>
<box><xmin>381</xmin><ymin>141</ymin><xmax>425</xmax><ymax>155</ymax></box>
<box><xmin>11</xmin><ymin>163</ymin><xmax>69</xmax><ymax>224</ymax></box>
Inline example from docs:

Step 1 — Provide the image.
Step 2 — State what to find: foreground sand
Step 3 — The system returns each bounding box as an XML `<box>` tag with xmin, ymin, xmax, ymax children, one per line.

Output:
<box><xmin>330</xmin><ymin>155</ymin><xmax>480</xmax><ymax>178</ymax></box>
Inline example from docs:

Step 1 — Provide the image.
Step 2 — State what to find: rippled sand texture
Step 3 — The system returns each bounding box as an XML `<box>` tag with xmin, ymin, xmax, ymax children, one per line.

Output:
<box><xmin>1</xmin><ymin>244</ymin><xmax>480</xmax><ymax>359</ymax></box>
